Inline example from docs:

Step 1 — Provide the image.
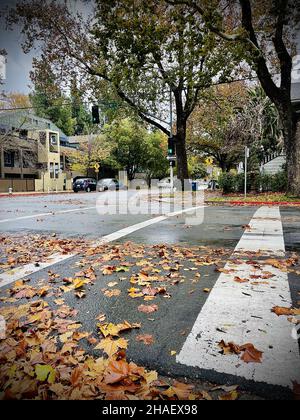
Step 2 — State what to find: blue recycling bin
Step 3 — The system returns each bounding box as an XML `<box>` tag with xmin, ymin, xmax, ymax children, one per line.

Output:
<box><xmin>192</xmin><ymin>181</ymin><xmax>197</xmax><ymax>192</ymax></box>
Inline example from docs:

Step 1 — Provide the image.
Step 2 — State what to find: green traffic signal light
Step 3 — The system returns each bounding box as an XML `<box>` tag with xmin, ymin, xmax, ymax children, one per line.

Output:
<box><xmin>168</xmin><ymin>138</ymin><xmax>175</xmax><ymax>156</ymax></box>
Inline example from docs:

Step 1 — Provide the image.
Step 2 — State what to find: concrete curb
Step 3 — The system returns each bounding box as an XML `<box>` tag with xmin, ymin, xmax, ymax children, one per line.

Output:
<box><xmin>0</xmin><ymin>191</ymin><xmax>75</xmax><ymax>198</ymax></box>
<box><xmin>205</xmin><ymin>200</ymin><xmax>300</xmax><ymax>207</ymax></box>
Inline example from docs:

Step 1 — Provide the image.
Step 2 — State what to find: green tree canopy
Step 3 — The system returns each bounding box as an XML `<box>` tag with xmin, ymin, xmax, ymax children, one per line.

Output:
<box><xmin>8</xmin><ymin>0</ymin><xmax>237</xmax><ymax>182</ymax></box>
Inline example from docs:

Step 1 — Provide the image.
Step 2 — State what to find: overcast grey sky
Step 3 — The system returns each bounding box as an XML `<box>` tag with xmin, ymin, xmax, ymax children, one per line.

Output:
<box><xmin>0</xmin><ymin>0</ymin><xmax>91</xmax><ymax>94</ymax></box>
<box><xmin>0</xmin><ymin>0</ymin><xmax>34</xmax><ymax>93</ymax></box>
<box><xmin>0</xmin><ymin>1</ymin><xmax>300</xmax><ymax>95</ymax></box>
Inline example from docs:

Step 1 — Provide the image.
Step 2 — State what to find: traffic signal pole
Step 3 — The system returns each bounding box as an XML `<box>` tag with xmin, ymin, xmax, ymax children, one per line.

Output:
<box><xmin>169</xmin><ymin>89</ymin><xmax>174</xmax><ymax>194</ymax></box>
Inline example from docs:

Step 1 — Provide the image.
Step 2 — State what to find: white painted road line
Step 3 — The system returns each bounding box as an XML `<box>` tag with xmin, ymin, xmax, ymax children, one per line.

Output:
<box><xmin>0</xmin><ymin>206</ymin><xmax>97</xmax><ymax>224</ymax></box>
<box><xmin>235</xmin><ymin>207</ymin><xmax>285</xmax><ymax>256</ymax></box>
<box><xmin>0</xmin><ymin>205</ymin><xmax>206</xmax><ymax>288</ymax></box>
<box><xmin>0</xmin><ymin>253</ymin><xmax>75</xmax><ymax>289</ymax></box>
<box><xmin>177</xmin><ymin>206</ymin><xmax>300</xmax><ymax>389</ymax></box>
<box><xmin>95</xmin><ymin>205</ymin><xmax>206</xmax><ymax>245</ymax></box>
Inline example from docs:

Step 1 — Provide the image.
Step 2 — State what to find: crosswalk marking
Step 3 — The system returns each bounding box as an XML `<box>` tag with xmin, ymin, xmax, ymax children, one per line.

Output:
<box><xmin>0</xmin><ymin>205</ymin><xmax>206</xmax><ymax>288</ymax></box>
<box><xmin>177</xmin><ymin>207</ymin><xmax>300</xmax><ymax>389</ymax></box>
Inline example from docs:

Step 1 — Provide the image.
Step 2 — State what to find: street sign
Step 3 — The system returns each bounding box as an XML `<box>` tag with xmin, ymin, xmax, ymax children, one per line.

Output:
<box><xmin>205</xmin><ymin>157</ymin><xmax>214</xmax><ymax>166</ymax></box>
<box><xmin>94</xmin><ymin>163</ymin><xmax>100</xmax><ymax>173</ymax></box>
<box><xmin>167</xmin><ymin>156</ymin><xmax>176</xmax><ymax>162</ymax></box>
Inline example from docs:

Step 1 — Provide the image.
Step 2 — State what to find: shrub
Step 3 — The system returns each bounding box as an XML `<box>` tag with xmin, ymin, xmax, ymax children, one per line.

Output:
<box><xmin>218</xmin><ymin>171</ymin><xmax>287</xmax><ymax>194</ymax></box>
<box><xmin>271</xmin><ymin>171</ymin><xmax>288</xmax><ymax>192</ymax></box>
<box><xmin>218</xmin><ymin>173</ymin><xmax>237</xmax><ymax>194</ymax></box>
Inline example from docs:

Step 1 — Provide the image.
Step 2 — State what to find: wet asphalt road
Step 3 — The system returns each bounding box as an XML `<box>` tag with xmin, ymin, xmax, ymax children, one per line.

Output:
<box><xmin>0</xmin><ymin>191</ymin><xmax>300</xmax><ymax>399</ymax></box>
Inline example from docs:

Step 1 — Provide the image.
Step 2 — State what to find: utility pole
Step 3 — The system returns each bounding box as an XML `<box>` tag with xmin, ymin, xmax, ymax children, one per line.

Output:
<box><xmin>169</xmin><ymin>89</ymin><xmax>174</xmax><ymax>193</ymax></box>
<box><xmin>244</xmin><ymin>146</ymin><xmax>249</xmax><ymax>199</ymax></box>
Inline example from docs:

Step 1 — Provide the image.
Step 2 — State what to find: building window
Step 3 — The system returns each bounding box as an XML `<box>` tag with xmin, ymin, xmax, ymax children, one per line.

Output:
<box><xmin>55</xmin><ymin>163</ymin><xmax>59</xmax><ymax>178</ymax></box>
<box><xmin>39</xmin><ymin>132</ymin><xmax>47</xmax><ymax>147</ymax></box>
<box><xmin>4</xmin><ymin>151</ymin><xmax>15</xmax><ymax>167</ymax></box>
<box><xmin>19</xmin><ymin>129</ymin><xmax>28</xmax><ymax>139</ymax></box>
<box><xmin>50</xmin><ymin>162</ymin><xmax>54</xmax><ymax>179</ymax></box>
<box><xmin>49</xmin><ymin>133</ymin><xmax>59</xmax><ymax>153</ymax></box>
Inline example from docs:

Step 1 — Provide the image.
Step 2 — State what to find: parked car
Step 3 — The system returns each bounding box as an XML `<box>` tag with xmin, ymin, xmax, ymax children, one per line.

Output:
<box><xmin>97</xmin><ymin>178</ymin><xmax>127</xmax><ymax>192</ymax></box>
<box><xmin>73</xmin><ymin>178</ymin><xmax>97</xmax><ymax>193</ymax></box>
<box><xmin>157</xmin><ymin>178</ymin><xmax>172</xmax><ymax>189</ymax></box>
<box><xmin>208</xmin><ymin>179</ymin><xmax>220</xmax><ymax>190</ymax></box>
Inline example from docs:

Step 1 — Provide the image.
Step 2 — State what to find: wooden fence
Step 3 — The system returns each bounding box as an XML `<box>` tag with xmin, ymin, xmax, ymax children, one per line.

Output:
<box><xmin>0</xmin><ymin>179</ymin><xmax>35</xmax><ymax>193</ymax></box>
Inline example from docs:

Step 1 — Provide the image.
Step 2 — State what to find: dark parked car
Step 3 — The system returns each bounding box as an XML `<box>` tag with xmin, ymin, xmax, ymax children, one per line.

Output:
<box><xmin>208</xmin><ymin>180</ymin><xmax>220</xmax><ymax>190</ymax></box>
<box><xmin>73</xmin><ymin>178</ymin><xmax>97</xmax><ymax>193</ymax></box>
<box><xmin>97</xmin><ymin>178</ymin><xmax>127</xmax><ymax>192</ymax></box>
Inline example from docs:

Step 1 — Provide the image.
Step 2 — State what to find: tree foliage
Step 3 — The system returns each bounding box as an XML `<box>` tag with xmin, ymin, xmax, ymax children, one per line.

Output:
<box><xmin>67</xmin><ymin>135</ymin><xmax>113</xmax><ymax>176</ymax></box>
<box><xmin>187</xmin><ymin>81</ymin><xmax>283</xmax><ymax>172</ymax></box>
<box><xmin>187</xmin><ymin>82</ymin><xmax>248</xmax><ymax>172</ymax></box>
<box><xmin>103</xmin><ymin>118</ymin><xmax>168</xmax><ymax>181</ymax></box>
<box><xmin>7</xmin><ymin>0</ymin><xmax>237</xmax><ymax>181</ymax></box>
<box><xmin>0</xmin><ymin>92</ymin><xmax>31</xmax><ymax>110</ymax></box>
<box><xmin>167</xmin><ymin>0</ymin><xmax>300</xmax><ymax>193</ymax></box>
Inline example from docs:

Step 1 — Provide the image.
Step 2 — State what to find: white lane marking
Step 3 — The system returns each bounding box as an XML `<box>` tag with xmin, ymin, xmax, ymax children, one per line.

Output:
<box><xmin>177</xmin><ymin>207</ymin><xmax>300</xmax><ymax>389</ymax></box>
<box><xmin>235</xmin><ymin>207</ymin><xmax>285</xmax><ymax>256</ymax></box>
<box><xmin>95</xmin><ymin>205</ymin><xmax>206</xmax><ymax>245</ymax></box>
<box><xmin>0</xmin><ymin>207</ymin><xmax>97</xmax><ymax>224</ymax></box>
<box><xmin>0</xmin><ymin>205</ymin><xmax>206</xmax><ymax>287</ymax></box>
<box><xmin>0</xmin><ymin>253</ymin><xmax>75</xmax><ymax>289</ymax></box>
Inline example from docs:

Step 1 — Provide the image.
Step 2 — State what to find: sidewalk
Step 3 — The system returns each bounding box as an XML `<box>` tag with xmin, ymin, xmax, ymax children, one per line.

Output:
<box><xmin>0</xmin><ymin>190</ymin><xmax>74</xmax><ymax>198</ymax></box>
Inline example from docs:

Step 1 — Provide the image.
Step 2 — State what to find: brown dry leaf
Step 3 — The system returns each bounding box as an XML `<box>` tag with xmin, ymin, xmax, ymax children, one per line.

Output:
<box><xmin>98</xmin><ymin>321</ymin><xmax>140</xmax><ymax>338</ymax></box>
<box><xmin>136</xmin><ymin>334</ymin><xmax>154</xmax><ymax>345</ymax></box>
<box><xmin>72</xmin><ymin>331</ymin><xmax>89</xmax><ymax>341</ymax></box>
<box><xmin>201</xmin><ymin>390</ymin><xmax>213</xmax><ymax>401</ymax></box>
<box><xmin>138</xmin><ymin>304</ymin><xmax>158</xmax><ymax>314</ymax></box>
<box><xmin>95</xmin><ymin>337</ymin><xmax>128</xmax><ymax>357</ymax></box>
<box><xmin>73</xmin><ymin>278</ymin><xmax>85</xmax><ymax>289</ymax></box>
<box><xmin>219</xmin><ymin>390</ymin><xmax>239</xmax><ymax>401</ymax></box>
<box><xmin>234</xmin><ymin>277</ymin><xmax>249</xmax><ymax>284</ymax></box>
<box><xmin>218</xmin><ymin>340</ymin><xmax>241</xmax><ymax>356</ymax></box>
<box><xmin>163</xmin><ymin>381</ymin><xmax>194</xmax><ymax>400</ymax></box>
<box><xmin>108</xmin><ymin>282</ymin><xmax>118</xmax><ymax>288</ymax></box>
<box><xmin>271</xmin><ymin>306</ymin><xmax>299</xmax><ymax>316</ymax></box>
<box><xmin>98</xmin><ymin>323</ymin><xmax>123</xmax><ymax>338</ymax></box>
<box><xmin>264</xmin><ymin>259</ymin><xmax>287</xmax><ymax>270</ymax></box>
<box><xmin>104</xmin><ymin>289</ymin><xmax>121</xmax><ymax>298</ymax></box>
<box><xmin>240</xmin><ymin>343</ymin><xmax>263</xmax><ymax>364</ymax></box>
<box><xmin>38</xmin><ymin>286</ymin><xmax>51</xmax><ymax>297</ymax></box>
<box><xmin>75</xmin><ymin>291</ymin><xmax>86</xmax><ymax>299</ymax></box>
<box><xmin>102</xmin><ymin>266</ymin><xmax>116</xmax><ymax>275</ymax></box>
<box><xmin>54</xmin><ymin>299</ymin><xmax>65</xmax><ymax>306</ymax></box>
<box><xmin>104</xmin><ymin>359</ymin><xmax>130</xmax><ymax>384</ymax></box>
<box><xmin>96</xmin><ymin>313</ymin><xmax>106</xmax><ymax>323</ymax></box>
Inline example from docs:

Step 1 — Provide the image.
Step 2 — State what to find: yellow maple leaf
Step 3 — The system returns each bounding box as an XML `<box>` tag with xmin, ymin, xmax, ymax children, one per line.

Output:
<box><xmin>35</xmin><ymin>364</ymin><xmax>56</xmax><ymax>384</ymax></box>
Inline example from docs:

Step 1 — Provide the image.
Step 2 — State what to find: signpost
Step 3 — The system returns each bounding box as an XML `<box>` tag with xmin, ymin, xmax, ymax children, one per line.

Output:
<box><xmin>168</xmin><ymin>89</ymin><xmax>176</xmax><ymax>193</ymax></box>
<box><xmin>244</xmin><ymin>146</ymin><xmax>250</xmax><ymax>199</ymax></box>
<box><xmin>94</xmin><ymin>163</ymin><xmax>100</xmax><ymax>180</ymax></box>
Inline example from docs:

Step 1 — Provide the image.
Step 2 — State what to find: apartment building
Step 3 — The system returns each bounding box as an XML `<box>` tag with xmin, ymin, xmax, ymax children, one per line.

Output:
<box><xmin>0</xmin><ymin>110</ymin><xmax>81</xmax><ymax>192</ymax></box>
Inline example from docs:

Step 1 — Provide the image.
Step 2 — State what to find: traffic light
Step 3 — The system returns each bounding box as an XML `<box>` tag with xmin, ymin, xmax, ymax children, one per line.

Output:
<box><xmin>168</xmin><ymin>137</ymin><xmax>175</xmax><ymax>156</ymax></box>
<box><xmin>92</xmin><ymin>105</ymin><xmax>100</xmax><ymax>124</ymax></box>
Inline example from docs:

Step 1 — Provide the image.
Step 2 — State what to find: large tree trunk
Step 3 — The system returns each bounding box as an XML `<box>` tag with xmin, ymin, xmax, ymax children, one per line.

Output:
<box><xmin>175</xmin><ymin>119</ymin><xmax>189</xmax><ymax>183</ymax></box>
<box><xmin>287</xmin><ymin>117</ymin><xmax>300</xmax><ymax>196</ymax></box>
<box><xmin>280</xmin><ymin>106</ymin><xmax>300</xmax><ymax>196</ymax></box>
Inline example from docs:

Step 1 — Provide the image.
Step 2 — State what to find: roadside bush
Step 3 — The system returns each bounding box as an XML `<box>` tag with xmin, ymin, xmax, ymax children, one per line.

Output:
<box><xmin>218</xmin><ymin>171</ymin><xmax>287</xmax><ymax>194</ymax></box>
<box><xmin>218</xmin><ymin>173</ymin><xmax>236</xmax><ymax>194</ymax></box>
<box><xmin>271</xmin><ymin>171</ymin><xmax>288</xmax><ymax>192</ymax></box>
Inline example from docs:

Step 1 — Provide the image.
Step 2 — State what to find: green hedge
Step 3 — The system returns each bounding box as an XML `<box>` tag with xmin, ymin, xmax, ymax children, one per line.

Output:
<box><xmin>219</xmin><ymin>171</ymin><xmax>287</xmax><ymax>194</ymax></box>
